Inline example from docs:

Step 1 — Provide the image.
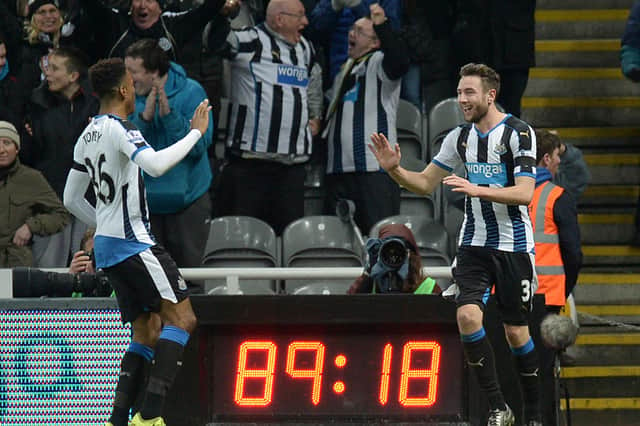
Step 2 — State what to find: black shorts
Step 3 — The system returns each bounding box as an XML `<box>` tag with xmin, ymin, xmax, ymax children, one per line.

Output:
<box><xmin>453</xmin><ymin>246</ymin><xmax>537</xmax><ymax>325</ymax></box>
<box><xmin>104</xmin><ymin>245</ymin><xmax>190</xmax><ymax>324</ymax></box>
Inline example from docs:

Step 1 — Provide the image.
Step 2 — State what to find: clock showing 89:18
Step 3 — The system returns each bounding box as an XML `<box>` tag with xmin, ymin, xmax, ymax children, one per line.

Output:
<box><xmin>211</xmin><ymin>325</ymin><xmax>465</xmax><ymax>421</ymax></box>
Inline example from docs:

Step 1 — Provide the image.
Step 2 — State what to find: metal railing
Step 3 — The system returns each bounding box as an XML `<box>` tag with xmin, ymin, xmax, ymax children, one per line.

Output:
<box><xmin>0</xmin><ymin>267</ymin><xmax>453</xmax><ymax>298</ymax></box>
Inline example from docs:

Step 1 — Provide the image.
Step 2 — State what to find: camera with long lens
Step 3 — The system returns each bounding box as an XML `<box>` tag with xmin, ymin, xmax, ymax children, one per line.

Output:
<box><xmin>12</xmin><ymin>267</ymin><xmax>112</xmax><ymax>298</ymax></box>
<box><xmin>378</xmin><ymin>238</ymin><xmax>409</xmax><ymax>269</ymax></box>
<box><xmin>366</xmin><ymin>237</ymin><xmax>411</xmax><ymax>293</ymax></box>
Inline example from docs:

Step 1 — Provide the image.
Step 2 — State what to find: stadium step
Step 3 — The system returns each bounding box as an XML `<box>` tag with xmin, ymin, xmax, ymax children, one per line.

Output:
<box><xmin>535</xmin><ymin>39</ymin><xmax>620</xmax><ymax>67</ymax></box>
<box><xmin>575</xmin><ymin>272</ymin><xmax>640</xmax><ymax>304</ymax></box>
<box><xmin>582</xmin><ymin>245</ymin><xmax>640</xmax><ymax>265</ymax></box>
<box><xmin>581</xmin><ymin>153</ymin><xmax>640</xmax><ymax>185</ymax></box>
<box><xmin>578</xmin><ymin>211</ymin><xmax>634</xmax><ymax>244</ymax></box>
<box><xmin>530</xmin><ymin>2</ymin><xmax>640</xmax><ymax>424</ymax></box>
<box><xmin>538</xmin><ymin>0</ymin><xmax>634</xmax><ymax>9</ymax></box>
<box><xmin>540</xmin><ymin>127</ymin><xmax>640</xmax><ymax>149</ymax></box>
<box><xmin>521</xmin><ymin>96</ymin><xmax>640</xmax><ymax>127</ymax></box>
<box><xmin>558</xmin><ymin>330</ymin><xmax>640</xmax><ymax>425</ymax></box>
<box><xmin>580</xmin><ymin>185</ymin><xmax>638</xmax><ymax>207</ymax></box>
<box><xmin>535</xmin><ymin>9</ymin><xmax>628</xmax><ymax>40</ymax></box>
<box><xmin>525</xmin><ymin>68</ymin><xmax>640</xmax><ymax>97</ymax></box>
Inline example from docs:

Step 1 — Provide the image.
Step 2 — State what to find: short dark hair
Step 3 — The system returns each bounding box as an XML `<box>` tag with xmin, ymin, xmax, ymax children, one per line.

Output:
<box><xmin>535</xmin><ymin>129</ymin><xmax>562</xmax><ymax>164</ymax></box>
<box><xmin>125</xmin><ymin>38</ymin><xmax>170</xmax><ymax>76</ymax></box>
<box><xmin>49</xmin><ymin>47</ymin><xmax>89</xmax><ymax>80</ymax></box>
<box><xmin>89</xmin><ymin>58</ymin><xmax>127</xmax><ymax>101</ymax></box>
<box><xmin>459</xmin><ymin>63</ymin><xmax>501</xmax><ymax>96</ymax></box>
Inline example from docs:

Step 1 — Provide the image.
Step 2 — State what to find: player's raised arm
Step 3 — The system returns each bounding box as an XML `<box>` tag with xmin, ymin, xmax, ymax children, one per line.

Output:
<box><xmin>369</xmin><ymin>132</ymin><xmax>448</xmax><ymax>196</ymax></box>
<box><xmin>133</xmin><ymin>99</ymin><xmax>211</xmax><ymax>177</ymax></box>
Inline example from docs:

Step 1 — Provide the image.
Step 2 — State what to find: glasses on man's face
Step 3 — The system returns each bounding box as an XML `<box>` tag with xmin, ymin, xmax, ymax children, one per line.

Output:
<box><xmin>280</xmin><ymin>11</ymin><xmax>306</xmax><ymax>21</ymax></box>
<box><xmin>350</xmin><ymin>25</ymin><xmax>376</xmax><ymax>39</ymax></box>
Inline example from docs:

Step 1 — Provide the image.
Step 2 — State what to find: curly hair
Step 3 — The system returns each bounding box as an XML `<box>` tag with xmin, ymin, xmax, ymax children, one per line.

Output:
<box><xmin>89</xmin><ymin>58</ymin><xmax>127</xmax><ymax>101</ymax></box>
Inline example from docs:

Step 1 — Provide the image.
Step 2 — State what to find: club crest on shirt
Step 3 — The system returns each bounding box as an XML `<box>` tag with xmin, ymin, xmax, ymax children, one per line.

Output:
<box><xmin>493</xmin><ymin>143</ymin><xmax>508</xmax><ymax>155</ymax></box>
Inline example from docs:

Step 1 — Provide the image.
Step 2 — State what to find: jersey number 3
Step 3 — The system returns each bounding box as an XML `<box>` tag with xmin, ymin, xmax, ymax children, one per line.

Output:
<box><xmin>85</xmin><ymin>154</ymin><xmax>115</xmax><ymax>204</ymax></box>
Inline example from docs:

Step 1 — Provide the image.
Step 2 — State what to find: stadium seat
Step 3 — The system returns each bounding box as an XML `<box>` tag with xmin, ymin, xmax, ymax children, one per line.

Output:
<box><xmin>397</xmin><ymin>99</ymin><xmax>427</xmax><ymax>165</ymax></box>
<box><xmin>427</xmin><ymin>97</ymin><xmax>465</xmax><ymax>159</ymax></box>
<box><xmin>202</xmin><ymin>216</ymin><xmax>278</xmax><ymax>294</ymax></box>
<box><xmin>214</xmin><ymin>97</ymin><xmax>230</xmax><ymax>159</ymax></box>
<box><xmin>399</xmin><ymin>188</ymin><xmax>438</xmax><ymax>222</ymax></box>
<box><xmin>282</xmin><ymin>216</ymin><xmax>364</xmax><ymax>294</ymax></box>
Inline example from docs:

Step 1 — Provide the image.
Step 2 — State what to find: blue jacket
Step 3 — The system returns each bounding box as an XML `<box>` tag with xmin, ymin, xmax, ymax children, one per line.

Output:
<box><xmin>308</xmin><ymin>0</ymin><xmax>402</xmax><ymax>82</ymax></box>
<box><xmin>131</xmin><ymin>62</ymin><xmax>214</xmax><ymax>214</ymax></box>
<box><xmin>622</xmin><ymin>1</ymin><xmax>640</xmax><ymax>81</ymax></box>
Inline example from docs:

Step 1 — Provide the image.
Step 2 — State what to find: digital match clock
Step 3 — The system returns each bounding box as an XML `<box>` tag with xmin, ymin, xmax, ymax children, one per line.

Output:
<box><xmin>174</xmin><ymin>294</ymin><xmax>469</xmax><ymax>425</ymax></box>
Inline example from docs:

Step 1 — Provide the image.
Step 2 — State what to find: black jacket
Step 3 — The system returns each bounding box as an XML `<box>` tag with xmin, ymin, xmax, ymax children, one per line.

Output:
<box><xmin>20</xmin><ymin>79</ymin><xmax>99</xmax><ymax>198</ymax></box>
<box><xmin>0</xmin><ymin>74</ymin><xmax>25</xmax><ymax>128</ymax></box>
<box><xmin>452</xmin><ymin>0</ymin><xmax>535</xmax><ymax>71</ymax></box>
<box><xmin>85</xmin><ymin>0</ymin><xmax>226</xmax><ymax>61</ymax></box>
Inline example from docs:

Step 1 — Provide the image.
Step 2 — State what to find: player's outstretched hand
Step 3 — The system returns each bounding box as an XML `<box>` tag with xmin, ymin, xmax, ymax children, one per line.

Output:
<box><xmin>190</xmin><ymin>99</ymin><xmax>211</xmax><ymax>135</ymax></box>
<box><xmin>368</xmin><ymin>132</ymin><xmax>401</xmax><ymax>172</ymax></box>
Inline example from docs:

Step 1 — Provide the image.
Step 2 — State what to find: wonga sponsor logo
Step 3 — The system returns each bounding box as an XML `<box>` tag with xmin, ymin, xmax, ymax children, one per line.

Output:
<box><xmin>276</xmin><ymin>65</ymin><xmax>309</xmax><ymax>87</ymax></box>
<box><xmin>466</xmin><ymin>162</ymin><xmax>508</xmax><ymax>186</ymax></box>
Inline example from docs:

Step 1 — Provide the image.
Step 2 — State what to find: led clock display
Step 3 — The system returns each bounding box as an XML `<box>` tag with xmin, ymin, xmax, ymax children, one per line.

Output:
<box><xmin>192</xmin><ymin>295</ymin><xmax>467</xmax><ymax>424</ymax></box>
<box><xmin>211</xmin><ymin>328</ymin><xmax>463</xmax><ymax>419</ymax></box>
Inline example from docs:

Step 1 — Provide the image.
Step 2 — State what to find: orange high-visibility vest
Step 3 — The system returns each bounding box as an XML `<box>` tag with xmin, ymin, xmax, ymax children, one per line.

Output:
<box><xmin>529</xmin><ymin>181</ymin><xmax>566</xmax><ymax>306</ymax></box>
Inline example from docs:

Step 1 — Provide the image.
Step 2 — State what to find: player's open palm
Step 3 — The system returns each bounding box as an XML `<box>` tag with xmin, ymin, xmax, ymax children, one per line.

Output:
<box><xmin>369</xmin><ymin>132</ymin><xmax>401</xmax><ymax>172</ymax></box>
<box><xmin>190</xmin><ymin>99</ymin><xmax>211</xmax><ymax>135</ymax></box>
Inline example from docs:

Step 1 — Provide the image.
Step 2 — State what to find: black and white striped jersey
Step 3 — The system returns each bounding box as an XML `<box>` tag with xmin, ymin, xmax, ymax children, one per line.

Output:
<box><xmin>225</xmin><ymin>24</ymin><xmax>314</xmax><ymax>156</ymax></box>
<box><xmin>325</xmin><ymin>51</ymin><xmax>401</xmax><ymax>174</ymax></box>
<box><xmin>71</xmin><ymin>114</ymin><xmax>155</xmax><ymax>268</ymax></box>
<box><xmin>433</xmin><ymin>115</ymin><xmax>537</xmax><ymax>253</ymax></box>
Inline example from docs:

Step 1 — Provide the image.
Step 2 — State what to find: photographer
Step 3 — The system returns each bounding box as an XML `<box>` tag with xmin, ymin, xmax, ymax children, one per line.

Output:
<box><xmin>348</xmin><ymin>224</ymin><xmax>441</xmax><ymax>294</ymax></box>
<box><xmin>12</xmin><ymin>228</ymin><xmax>113</xmax><ymax>298</ymax></box>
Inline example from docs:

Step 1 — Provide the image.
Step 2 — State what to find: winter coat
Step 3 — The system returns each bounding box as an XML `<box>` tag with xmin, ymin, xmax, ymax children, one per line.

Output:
<box><xmin>0</xmin><ymin>159</ymin><xmax>70</xmax><ymax>267</ymax></box>
<box><xmin>130</xmin><ymin>62</ymin><xmax>213</xmax><ymax>214</ymax></box>
<box><xmin>20</xmin><ymin>78</ymin><xmax>99</xmax><ymax>198</ymax></box>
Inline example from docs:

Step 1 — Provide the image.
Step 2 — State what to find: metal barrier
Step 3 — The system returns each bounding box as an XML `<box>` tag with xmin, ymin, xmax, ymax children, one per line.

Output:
<box><xmin>0</xmin><ymin>267</ymin><xmax>453</xmax><ymax>298</ymax></box>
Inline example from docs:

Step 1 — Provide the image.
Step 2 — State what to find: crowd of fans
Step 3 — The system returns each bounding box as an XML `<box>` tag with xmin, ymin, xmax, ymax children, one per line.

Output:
<box><xmin>0</xmin><ymin>0</ymin><xmax>537</xmax><ymax>273</ymax></box>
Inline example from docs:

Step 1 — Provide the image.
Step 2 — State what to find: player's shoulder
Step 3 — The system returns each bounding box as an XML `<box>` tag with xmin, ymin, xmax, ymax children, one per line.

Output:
<box><xmin>445</xmin><ymin>123</ymin><xmax>472</xmax><ymax>139</ymax></box>
<box><xmin>503</xmin><ymin>115</ymin><xmax>532</xmax><ymax>136</ymax></box>
<box><xmin>93</xmin><ymin>114</ymin><xmax>137</xmax><ymax>132</ymax></box>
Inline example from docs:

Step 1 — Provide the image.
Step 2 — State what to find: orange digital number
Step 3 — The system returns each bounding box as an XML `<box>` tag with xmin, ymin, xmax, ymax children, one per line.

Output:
<box><xmin>234</xmin><ymin>341</ymin><xmax>277</xmax><ymax>406</ymax></box>
<box><xmin>398</xmin><ymin>341</ymin><xmax>441</xmax><ymax>407</ymax></box>
<box><xmin>378</xmin><ymin>343</ymin><xmax>393</xmax><ymax>405</ymax></box>
<box><xmin>285</xmin><ymin>341</ymin><xmax>325</xmax><ymax>405</ymax></box>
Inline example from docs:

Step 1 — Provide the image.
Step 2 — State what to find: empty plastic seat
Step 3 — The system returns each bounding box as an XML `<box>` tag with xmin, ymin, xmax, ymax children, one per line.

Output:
<box><xmin>427</xmin><ymin>97</ymin><xmax>465</xmax><ymax>159</ymax></box>
<box><xmin>282</xmin><ymin>216</ymin><xmax>364</xmax><ymax>294</ymax></box>
<box><xmin>397</xmin><ymin>99</ymin><xmax>427</xmax><ymax>163</ymax></box>
<box><xmin>202</xmin><ymin>216</ymin><xmax>278</xmax><ymax>294</ymax></box>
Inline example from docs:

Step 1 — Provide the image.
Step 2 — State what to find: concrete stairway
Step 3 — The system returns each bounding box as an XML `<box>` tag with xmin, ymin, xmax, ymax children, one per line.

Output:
<box><xmin>524</xmin><ymin>1</ymin><xmax>640</xmax><ymax>424</ymax></box>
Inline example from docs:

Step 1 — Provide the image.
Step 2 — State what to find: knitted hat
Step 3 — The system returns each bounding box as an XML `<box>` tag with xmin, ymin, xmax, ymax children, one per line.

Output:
<box><xmin>0</xmin><ymin>121</ymin><xmax>20</xmax><ymax>149</ymax></box>
<box><xmin>28</xmin><ymin>0</ymin><xmax>59</xmax><ymax>19</ymax></box>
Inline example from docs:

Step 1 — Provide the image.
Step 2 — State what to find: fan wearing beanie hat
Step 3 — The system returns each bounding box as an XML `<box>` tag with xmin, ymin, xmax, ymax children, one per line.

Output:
<box><xmin>0</xmin><ymin>121</ymin><xmax>20</xmax><ymax>151</ymax></box>
<box><xmin>27</xmin><ymin>0</ymin><xmax>60</xmax><ymax>20</ymax></box>
<box><xmin>0</xmin><ymin>119</ymin><xmax>70</xmax><ymax>268</ymax></box>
